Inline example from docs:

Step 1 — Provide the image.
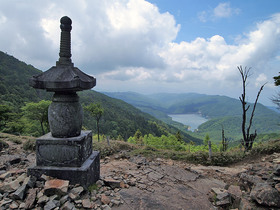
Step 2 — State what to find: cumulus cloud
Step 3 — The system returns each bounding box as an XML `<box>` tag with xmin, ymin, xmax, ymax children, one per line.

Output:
<box><xmin>198</xmin><ymin>2</ymin><xmax>240</xmax><ymax>22</ymax></box>
<box><xmin>158</xmin><ymin>13</ymin><xmax>280</xmax><ymax>92</ymax></box>
<box><xmin>0</xmin><ymin>0</ymin><xmax>279</xmax><ymax>104</ymax></box>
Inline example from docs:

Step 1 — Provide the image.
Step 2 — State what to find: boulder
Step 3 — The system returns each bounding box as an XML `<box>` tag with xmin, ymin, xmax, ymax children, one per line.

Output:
<box><xmin>250</xmin><ymin>183</ymin><xmax>280</xmax><ymax>207</ymax></box>
<box><xmin>44</xmin><ymin>179</ymin><xmax>69</xmax><ymax>196</ymax></box>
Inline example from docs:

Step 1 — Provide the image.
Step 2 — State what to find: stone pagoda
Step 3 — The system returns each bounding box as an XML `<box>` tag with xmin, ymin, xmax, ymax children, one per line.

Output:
<box><xmin>28</xmin><ymin>16</ymin><xmax>100</xmax><ymax>187</ymax></box>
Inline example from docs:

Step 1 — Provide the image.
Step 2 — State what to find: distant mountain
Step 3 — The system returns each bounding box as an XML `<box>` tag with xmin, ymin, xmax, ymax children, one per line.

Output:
<box><xmin>103</xmin><ymin>92</ymin><xmax>280</xmax><ymax>142</ymax></box>
<box><xmin>0</xmin><ymin>51</ymin><xmax>202</xmax><ymax>144</ymax></box>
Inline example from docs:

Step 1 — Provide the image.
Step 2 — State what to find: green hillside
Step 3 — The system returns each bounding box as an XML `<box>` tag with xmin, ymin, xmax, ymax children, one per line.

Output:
<box><xmin>0</xmin><ymin>51</ymin><xmax>202</xmax><ymax>144</ymax></box>
<box><xmin>104</xmin><ymin>92</ymin><xmax>280</xmax><ymax>142</ymax></box>
<box><xmin>0</xmin><ymin>51</ymin><xmax>51</xmax><ymax>109</ymax></box>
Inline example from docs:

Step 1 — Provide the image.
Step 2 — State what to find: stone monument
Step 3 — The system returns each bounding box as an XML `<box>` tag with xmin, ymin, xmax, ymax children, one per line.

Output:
<box><xmin>27</xmin><ymin>16</ymin><xmax>100</xmax><ymax>188</ymax></box>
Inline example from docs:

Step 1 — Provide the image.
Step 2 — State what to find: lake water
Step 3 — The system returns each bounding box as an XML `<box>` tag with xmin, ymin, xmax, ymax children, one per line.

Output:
<box><xmin>168</xmin><ymin>114</ymin><xmax>208</xmax><ymax>131</ymax></box>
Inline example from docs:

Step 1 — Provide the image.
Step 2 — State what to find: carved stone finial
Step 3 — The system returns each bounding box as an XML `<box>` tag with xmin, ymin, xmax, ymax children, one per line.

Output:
<box><xmin>58</xmin><ymin>16</ymin><xmax>72</xmax><ymax>65</ymax></box>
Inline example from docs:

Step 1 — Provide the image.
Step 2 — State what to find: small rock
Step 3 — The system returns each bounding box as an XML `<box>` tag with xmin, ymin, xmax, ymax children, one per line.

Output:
<box><xmin>37</xmin><ymin>195</ymin><xmax>49</xmax><ymax>204</ymax></box>
<box><xmin>0</xmin><ymin>179</ymin><xmax>20</xmax><ymax>193</ymax></box>
<box><xmin>275</xmin><ymin>183</ymin><xmax>280</xmax><ymax>192</ymax></box>
<box><xmin>111</xmin><ymin>199</ymin><xmax>121</xmax><ymax>206</ymax></box>
<box><xmin>104</xmin><ymin>178</ymin><xmax>124</xmax><ymax>189</ymax></box>
<box><xmin>0</xmin><ymin>171</ymin><xmax>11</xmax><ymax>180</ymax></box>
<box><xmin>40</xmin><ymin>174</ymin><xmax>52</xmax><ymax>181</ymax></box>
<box><xmin>69</xmin><ymin>186</ymin><xmax>84</xmax><ymax>197</ymax></box>
<box><xmin>16</xmin><ymin>173</ymin><xmax>27</xmax><ymax>183</ymax></box>
<box><xmin>25</xmin><ymin>188</ymin><xmax>38</xmax><ymax>209</ymax></box>
<box><xmin>96</xmin><ymin>180</ymin><xmax>104</xmax><ymax>187</ymax></box>
<box><xmin>19</xmin><ymin>202</ymin><xmax>25</xmax><ymax>208</ymax></box>
<box><xmin>273</xmin><ymin>158</ymin><xmax>280</xmax><ymax>164</ymax></box>
<box><xmin>102</xmin><ymin>204</ymin><xmax>111</xmax><ymax>210</ymax></box>
<box><xmin>274</xmin><ymin>165</ymin><xmax>280</xmax><ymax>176</ymax></box>
<box><xmin>61</xmin><ymin>201</ymin><xmax>76</xmax><ymax>210</ymax></box>
<box><xmin>44</xmin><ymin>179</ymin><xmax>69</xmax><ymax>196</ymax></box>
<box><xmin>44</xmin><ymin>200</ymin><xmax>59</xmax><ymax>210</ymax></box>
<box><xmin>0</xmin><ymin>198</ymin><xmax>12</xmax><ymax>207</ymax></box>
<box><xmin>68</xmin><ymin>192</ymin><xmax>78</xmax><ymax>200</ymax></box>
<box><xmin>12</xmin><ymin>184</ymin><xmax>27</xmax><ymax>200</ymax></box>
<box><xmin>9</xmin><ymin>201</ymin><xmax>19</xmax><ymax>209</ymax></box>
<box><xmin>23</xmin><ymin>176</ymin><xmax>36</xmax><ymax>188</ymax></box>
<box><xmin>250</xmin><ymin>183</ymin><xmax>280</xmax><ymax>207</ymax></box>
<box><xmin>59</xmin><ymin>195</ymin><xmax>68</xmax><ymax>205</ymax></box>
<box><xmin>101</xmin><ymin>194</ymin><xmax>111</xmax><ymax>205</ymax></box>
<box><xmin>82</xmin><ymin>198</ymin><xmax>94</xmax><ymax>209</ymax></box>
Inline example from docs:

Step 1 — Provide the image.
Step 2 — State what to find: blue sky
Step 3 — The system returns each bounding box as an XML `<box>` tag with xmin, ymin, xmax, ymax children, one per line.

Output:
<box><xmin>0</xmin><ymin>0</ymin><xmax>280</xmax><ymax>106</ymax></box>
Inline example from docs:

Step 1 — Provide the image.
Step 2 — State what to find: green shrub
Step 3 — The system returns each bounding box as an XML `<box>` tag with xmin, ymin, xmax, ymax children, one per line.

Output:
<box><xmin>0</xmin><ymin>139</ymin><xmax>9</xmax><ymax>150</ymax></box>
<box><xmin>7</xmin><ymin>137</ymin><xmax>22</xmax><ymax>144</ymax></box>
<box><xmin>23</xmin><ymin>139</ymin><xmax>36</xmax><ymax>151</ymax></box>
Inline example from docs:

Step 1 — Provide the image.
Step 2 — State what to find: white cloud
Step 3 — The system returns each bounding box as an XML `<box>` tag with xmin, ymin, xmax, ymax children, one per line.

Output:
<box><xmin>198</xmin><ymin>2</ymin><xmax>240</xmax><ymax>22</ymax></box>
<box><xmin>214</xmin><ymin>2</ymin><xmax>240</xmax><ymax>18</ymax></box>
<box><xmin>0</xmin><ymin>0</ymin><xmax>279</xmax><ymax>105</ymax></box>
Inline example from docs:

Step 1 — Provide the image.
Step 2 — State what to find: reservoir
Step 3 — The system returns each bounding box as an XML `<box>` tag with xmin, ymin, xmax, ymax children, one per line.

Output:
<box><xmin>168</xmin><ymin>114</ymin><xmax>208</xmax><ymax>131</ymax></box>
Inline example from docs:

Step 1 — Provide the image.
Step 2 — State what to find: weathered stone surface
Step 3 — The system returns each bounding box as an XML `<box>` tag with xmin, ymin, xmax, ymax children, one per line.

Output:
<box><xmin>69</xmin><ymin>186</ymin><xmax>84</xmax><ymax>196</ymax></box>
<box><xmin>0</xmin><ymin>179</ymin><xmax>20</xmax><ymax>193</ymax></box>
<box><xmin>23</xmin><ymin>176</ymin><xmax>36</xmax><ymax>188</ymax></box>
<box><xmin>25</xmin><ymin>188</ymin><xmax>38</xmax><ymax>209</ymax></box>
<box><xmin>28</xmin><ymin>150</ymin><xmax>100</xmax><ymax>188</ymax></box>
<box><xmin>38</xmin><ymin>195</ymin><xmax>49</xmax><ymax>204</ymax></box>
<box><xmin>239</xmin><ymin>173</ymin><xmax>263</xmax><ymax>190</ymax></box>
<box><xmin>228</xmin><ymin>185</ymin><xmax>242</xmax><ymax>208</ymax></box>
<box><xmin>250</xmin><ymin>183</ymin><xmax>280</xmax><ymax>207</ymax></box>
<box><xmin>44</xmin><ymin>199</ymin><xmax>60</xmax><ymax>210</ymax></box>
<box><xmin>101</xmin><ymin>194</ymin><xmax>111</xmax><ymax>205</ymax></box>
<box><xmin>16</xmin><ymin>173</ymin><xmax>27</xmax><ymax>183</ymax></box>
<box><xmin>61</xmin><ymin>201</ymin><xmax>76</xmax><ymax>210</ymax></box>
<box><xmin>275</xmin><ymin>183</ymin><xmax>280</xmax><ymax>192</ymax></box>
<box><xmin>274</xmin><ymin>165</ymin><xmax>280</xmax><ymax>176</ymax></box>
<box><xmin>82</xmin><ymin>198</ymin><xmax>94</xmax><ymax>209</ymax></box>
<box><xmin>12</xmin><ymin>184</ymin><xmax>27</xmax><ymax>200</ymax></box>
<box><xmin>9</xmin><ymin>201</ymin><xmax>19</xmax><ymax>209</ymax></box>
<box><xmin>216</xmin><ymin>192</ymin><xmax>231</xmax><ymax>206</ymax></box>
<box><xmin>35</xmin><ymin>131</ymin><xmax>92</xmax><ymax>167</ymax></box>
<box><xmin>0</xmin><ymin>171</ymin><xmax>11</xmax><ymax>180</ymax></box>
<box><xmin>104</xmin><ymin>178</ymin><xmax>123</xmax><ymax>189</ymax></box>
<box><xmin>44</xmin><ymin>179</ymin><xmax>69</xmax><ymax>196</ymax></box>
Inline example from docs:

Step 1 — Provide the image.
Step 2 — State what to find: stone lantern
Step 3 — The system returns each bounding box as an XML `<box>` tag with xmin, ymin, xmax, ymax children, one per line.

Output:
<box><xmin>28</xmin><ymin>16</ymin><xmax>100</xmax><ymax>187</ymax></box>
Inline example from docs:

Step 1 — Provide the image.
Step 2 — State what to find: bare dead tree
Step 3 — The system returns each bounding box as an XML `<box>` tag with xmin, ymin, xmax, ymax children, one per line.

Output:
<box><xmin>238</xmin><ymin>66</ymin><xmax>266</xmax><ymax>151</ymax></box>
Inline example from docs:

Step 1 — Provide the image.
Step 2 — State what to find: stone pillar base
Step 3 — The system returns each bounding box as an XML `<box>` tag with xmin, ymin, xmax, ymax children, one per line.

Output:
<box><xmin>27</xmin><ymin>131</ymin><xmax>100</xmax><ymax>188</ymax></box>
<box><xmin>28</xmin><ymin>151</ymin><xmax>100</xmax><ymax>188</ymax></box>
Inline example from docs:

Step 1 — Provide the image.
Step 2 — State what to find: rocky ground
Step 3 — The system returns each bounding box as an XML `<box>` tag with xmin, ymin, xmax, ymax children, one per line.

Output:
<box><xmin>0</xmin><ymin>135</ymin><xmax>280</xmax><ymax>209</ymax></box>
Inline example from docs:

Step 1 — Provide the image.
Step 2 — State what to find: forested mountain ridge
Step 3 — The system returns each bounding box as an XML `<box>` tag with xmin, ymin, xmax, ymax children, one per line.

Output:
<box><xmin>0</xmin><ymin>51</ymin><xmax>202</xmax><ymax>144</ymax></box>
<box><xmin>0</xmin><ymin>51</ymin><xmax>50</xmax><ymax>109</ymax></box>
<box><xmin>103</xmin><ymin>92</ymin><xmax>280</xmax><ymax>142</ymax></box>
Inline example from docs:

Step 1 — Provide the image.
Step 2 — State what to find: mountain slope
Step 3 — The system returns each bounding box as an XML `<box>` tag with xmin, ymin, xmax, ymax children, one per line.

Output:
<box><xmin>0</xmin><ymin>51</ymin><xmax>50</xmax><ymax>109</ymax></box>
<box><xmin>0</xmin><ymin>51</ymin><xmax>202</xmax><ymax>144</ymax></box>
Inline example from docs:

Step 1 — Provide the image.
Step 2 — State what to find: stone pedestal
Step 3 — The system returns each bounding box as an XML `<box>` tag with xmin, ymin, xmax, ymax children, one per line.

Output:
<box><xmin>28</xmin><ymin>131</ymin><xmax>100</xmax><ymax>188</ymax></box>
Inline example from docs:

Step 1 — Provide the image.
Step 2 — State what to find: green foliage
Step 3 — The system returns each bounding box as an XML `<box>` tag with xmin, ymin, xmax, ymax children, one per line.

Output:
<box><xmin>7</xmin><ymin>136</ymin><xmax>22</xmax><ymax>144</ymax></box>
<box><xmin>85</xmin><ymin>103</ymin><xmax>104</xmax><ymax>141</ymax></box>
<box><xmin>80</xmin><ymin>90</ymin><xmax>201</xmax><ymax>144</ymax></box>
<box><xmin>23</xmin><ymin>139</ymin><xmax>36</xmax><ymax>151</ymax></box>
<box><xmin>204</xmin><ymin>134</ymin><xmax>210</xmax><ymax>145</ymax></box>
<box><xmin>0</xmin><ymin>51</ymin><xmax>51</xmax><ymax>110</ymax></box>
<box><xmin>21</xmin><ymin>100</ymin><xmax>51</xmax><ymax>135</ymax></box>
<box><xmin>0</xmin><ymin>104</ymin><xmax>13</xmax><ymax>130</ymax></box>
<box><xmin>0</xmin><ymin>139</ymin><xmax>9</xmax><ymax>150</ymax></box>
